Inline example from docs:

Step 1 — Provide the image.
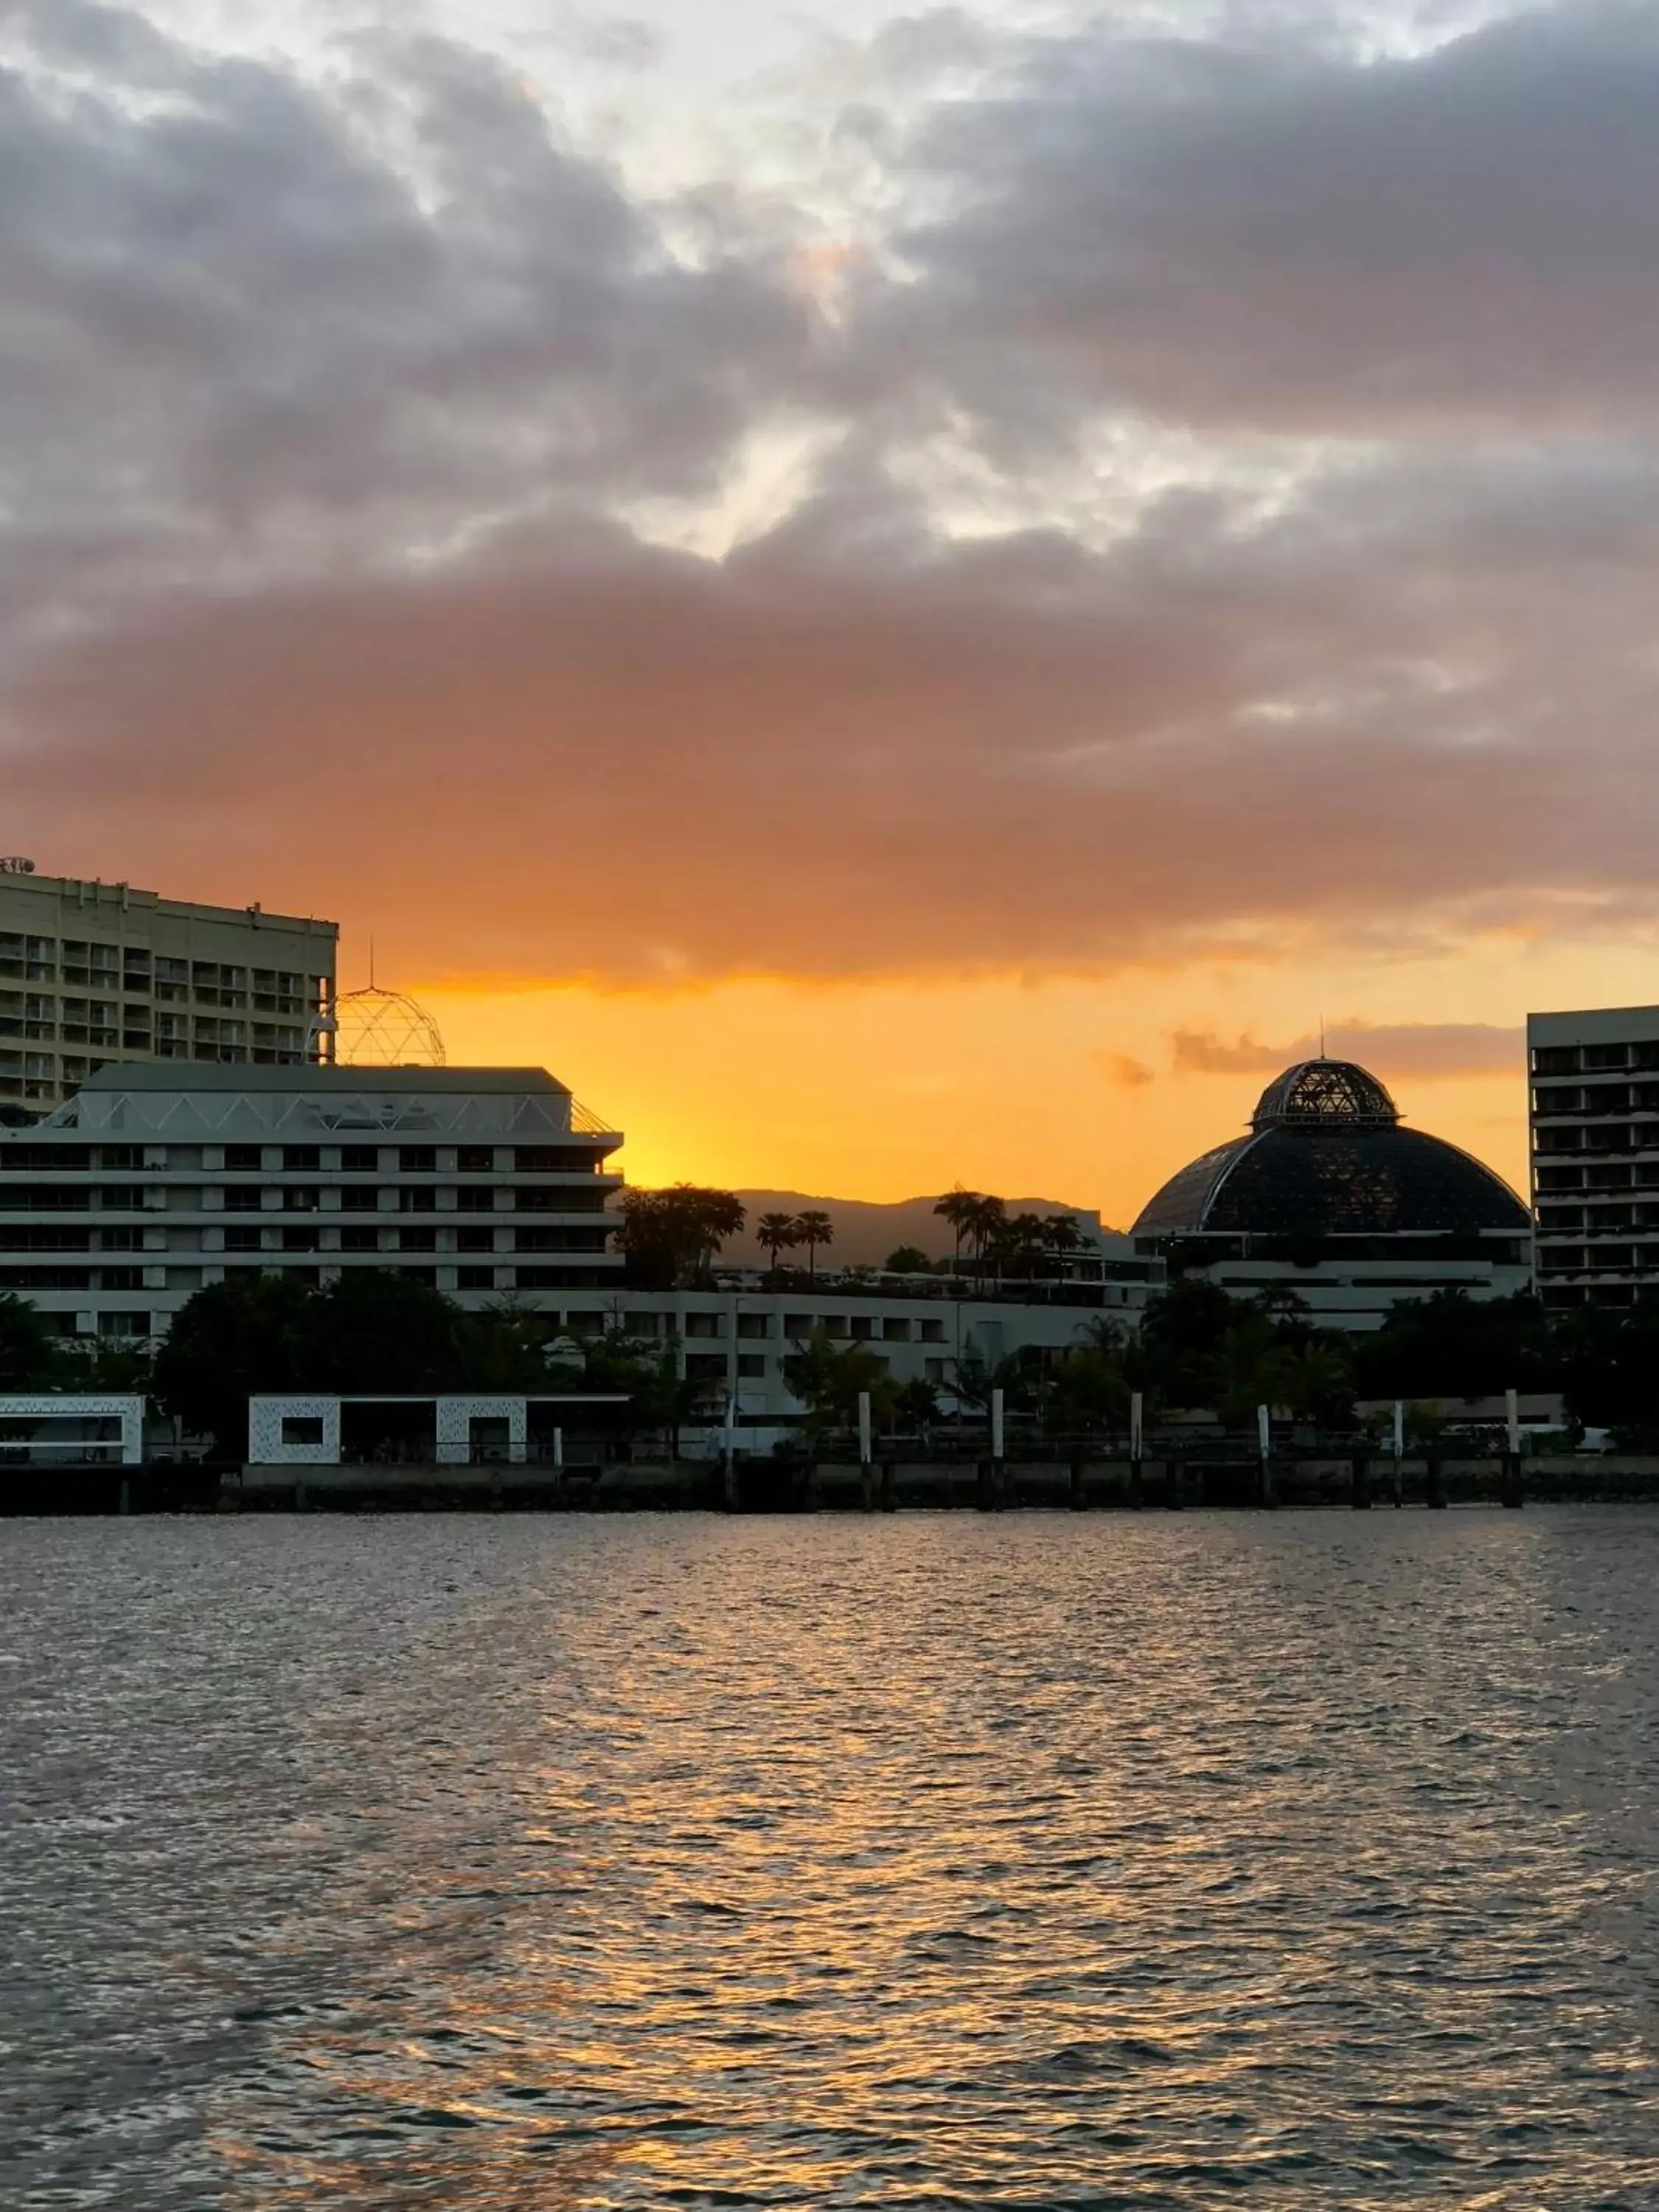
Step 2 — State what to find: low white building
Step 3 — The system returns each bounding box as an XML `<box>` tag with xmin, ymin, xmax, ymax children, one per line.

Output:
<box><xmin>557</xmin><ymin>1273</ymin><xmax>1161</xmax><ymax>1447</ymax></box>
<box><xmin>0</xmin><ymin>1062</ymin><xmax>623</xmax><ymax>1339</ymax></box>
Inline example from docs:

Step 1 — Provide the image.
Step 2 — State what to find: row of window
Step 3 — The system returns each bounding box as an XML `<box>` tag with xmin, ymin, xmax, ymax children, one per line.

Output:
<box><xmin>1534</xmin><ymin>1164</ymin><xmax>1659</xmax><ymax>1192</ymax></box>
<box><xmin>0</xmin><ymin>1184</ymin><xmax>613</xmax><ymax>1217</ymax></box>
<box><xmin>1533</xmin><ymin>1043</ymin><xmax>1659</xmax><ymax>1077</ymax></box>
<box><xmin>0</xmin><ymin>1143</ymin><xmax>608</xmax><ymax>1173</ymax></box>
<box><xmin>622</xmin><ymin>1310</ymin><xmax>950</xmax><ymax>1343</ymax></box>
<box><xmin>217</xmin><ymin>1228</ymin><xmax>609</xmax><ymax>1253</ymax></box>
<box><xmin>1534</xmin><ymin>1127</ymin><xmax>1659</xmax><ymax>1156</ymax></box>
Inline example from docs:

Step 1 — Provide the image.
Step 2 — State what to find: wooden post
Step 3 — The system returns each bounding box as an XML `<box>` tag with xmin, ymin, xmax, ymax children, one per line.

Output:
<box><xmin>1257</xmin><ymin>1404</ymin><xmax>1275</xmax><ymax>1509</ymax></box>
<box><xmin>1500</xmin><ymin>1450</ymin><xmax>1524</xmax><ymax>1510</ymax></box>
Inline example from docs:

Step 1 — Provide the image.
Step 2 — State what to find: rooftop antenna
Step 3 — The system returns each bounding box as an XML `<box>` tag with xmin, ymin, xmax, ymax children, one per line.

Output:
<box><xmin>369</xmin><ymin>935</ymin><xmax>376</xmax><ymax>990</ymax></box>
<box><xmin>1318</xmin><ymin>1013</ymin><xmax>1326</xmax><ymax>1056</ymax></box>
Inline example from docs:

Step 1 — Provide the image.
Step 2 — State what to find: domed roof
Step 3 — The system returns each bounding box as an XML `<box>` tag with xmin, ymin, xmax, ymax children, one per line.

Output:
<box><xmin>1133</xmin><ymin>1058</ymin><xmax>1529</xmax><ymax>1237</ymax></box>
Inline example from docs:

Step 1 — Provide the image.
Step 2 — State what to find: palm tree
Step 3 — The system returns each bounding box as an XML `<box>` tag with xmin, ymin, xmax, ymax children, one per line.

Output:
<box><xmin>756</xmin><ymin>1211</ymin><xmax>801</xmax><ymax>1279</ymax></box>
<box><xmin>793</xmin><ymin>1210</ymin><xmax>835</xmax><ymax>1279</ymax></box>
<box><xmin>964</xmin><ymin>1194</ymin><xmax>1006</xmax><ymax>1280</ymax></box>
<box><xmin>933</xmin><ymin>1189</ymin><xmax>982</xmax><ymax>1273</ymax></box>
<box><xmin>1043</xmin><ymin>1214</ymin><xmax>1085</xmax><ymax>1276</ymax></box>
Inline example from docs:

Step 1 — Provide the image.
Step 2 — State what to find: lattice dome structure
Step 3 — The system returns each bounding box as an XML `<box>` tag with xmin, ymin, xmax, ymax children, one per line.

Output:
<box><xmin>1134</xmin><ymin>1058</ymin><xmax>1528</xmax><ymax>1237</ymax></box>
<box><xmin>317</xmin><ymin>986</ymin><xmax>447</xmax><ymax>1069</ymax></box>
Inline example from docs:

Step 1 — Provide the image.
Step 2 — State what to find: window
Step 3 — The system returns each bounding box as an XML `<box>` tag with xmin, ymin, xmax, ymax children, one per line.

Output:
<box><xmin>456</xmin><ymin>1227</ymin><xmax>494</xmax><ymax>1253</ymax></box>
<box><xmin>98</xmin><ymin>1267</ymin><xmax>144</xmax><ymax>1291</ymax></box>
<box><xmin>225</xmin><ymin>1144</ymin><xmax>262</xmax><ymax>1171</ymax></box>
<box><xmin>454</xmin><ymin>1186</ymin><xmax>495</xmax><ymax>1211</ymax></box>
<box><xmin>96</xmin><ymin>1311</ymin><xmax>150</xmax><ymax>1338</ymax></box>
<box><xmin>224</xmin><ymin>1228</ymin><xmax>263</xmax><ymax>1253</ymax></box>
<box><xmin>737</xmin><ymin>1313</ymin><xmax>771</xmax><ymax>1339</ymax></box>
<box><xmin>784</xmin><ymin>1314</ymin><xmax>813</xmax><ymax>1335</ymax></box>
<box><xmin>223</xmin><ymin>1186</ymin><xmax>265</xmax><ymax>1211</ymax></box>
<box><xmin>97</xmin><ymin>1227</ymin><xmax>140</xmax><ymax>1252</ymax></box>
<box><xmin>339</xmin><ymin>1226</ymin><xmax>379</xmax><ymax>1253</ymax></box>
<box><xmin>684</xmin><ymin>1312</ymin><xmax>722</xmax><ymax>1338</ymax></box>
<box><xmin>399</xmin><ymin>1147</ymin><xmax>437</xmax><ymax>1172</ymax></box>
<box><xmin>97</xmin><ymin>1186</ymin><xmax>145</xmax><ymax>1209</ymax></box>
<box><xmin>684</xmin><ymin>1352</ymin><xmax>726</xmax><ymax>1378</ymax></box>
<box><xmin>456</xmin><ymin>1266</ymin><xmax>494</xmax><ymax>1290</ymax></box>
<box><xmin>737</xmin><ymin>1354</ymin><xmax>766</xmax><ymax>1379</ymax></box>
<box><xmin>282</xmin><ymin>1187</ymin><xmax>319</xmax><ymax>1212</ymax></box>
<box><xmin>340</xmin><ymin>1187</ymin><xmax>378</xmax><ymax>1211</ymax></box>
<box><xmin>282</xmin><ymin>1146</ymin><xmax>320</xmax><ymax>1171</ymax></box>
<box><xmin>341</xmin><ymin>1146</ymin><xmax>378</xmax><ymax>1172</ymax></box>
<box><xmin>458</xmin><ymin>1146</ymin><xmax>493</xmax><ymax>1172</ymax></box>
<box><xmin>919</xmin><ymin>1320</ymin><xmax>946</xmax><ymax>1343</ymax></box>
<box><xmin>98</xmin><ymin>1144</ymin><xmax>142</xmax><ymax>1171</ymax></box>
<box><xmin>280</xmin><ymin>1416</ymin><xmax>325</xmax><ymax>1447</ymax></box>
<box><xmin>882</xmin><ymin>1318</ymin><xmax>911</xmax><ymax>1341</ymax></box>
<box><xmin>400</xmin><ymin>1267</ymin><xmax>436</xmax><ymax>1287</ymax></box>
<box><xmin>399</xmin><ymin>1188</ymin><xmax>436</xmax><ymax>1213</ymax></box>
<box><xmin>282</xmin><ymin>1227</ymin><xmax>319</xmax><ymax>1252</ymax></box>
<box><xmin>399</xmin><ymin>1228</ymin><xmax>436</xmax><ymax>1253</ymax></box>
<box><xmin>925</xmin><ymin>1358</ymin><xmax>948</xmax><ymax>1382</ymax></box>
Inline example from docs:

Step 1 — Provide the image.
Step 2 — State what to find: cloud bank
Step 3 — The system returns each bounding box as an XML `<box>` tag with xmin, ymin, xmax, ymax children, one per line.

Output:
<box><xmin>4</xmin><ymin>0</ymin><xmax>1659</xmax><ymax>985</ymax></box>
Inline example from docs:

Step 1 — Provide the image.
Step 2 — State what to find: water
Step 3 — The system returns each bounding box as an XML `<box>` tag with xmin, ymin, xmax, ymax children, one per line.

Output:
<box><xmin>3</xmin><ymin>1510</ymin><xmax>1658</xmax><ymax>2210</ymax></box>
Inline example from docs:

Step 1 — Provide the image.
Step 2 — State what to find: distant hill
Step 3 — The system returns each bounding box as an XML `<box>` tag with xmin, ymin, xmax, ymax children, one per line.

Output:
<box><xmin>728</xmin><ymin>1192</ymin><xmax>1116</xmax><ymax>1270</ymax></box>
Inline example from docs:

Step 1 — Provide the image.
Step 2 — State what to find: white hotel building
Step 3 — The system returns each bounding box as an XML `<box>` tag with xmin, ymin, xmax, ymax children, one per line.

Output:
<box><xmin>0</xmin><ymin>1065</ymin><xmax>622</xmax><ymax>1339</ymax></box>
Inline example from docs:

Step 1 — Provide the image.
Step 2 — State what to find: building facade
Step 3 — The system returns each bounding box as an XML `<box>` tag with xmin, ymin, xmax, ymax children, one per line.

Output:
<box><xmin>0</xmin><ymin>860</ymin><xmax>338</xmax><ymax>1118</ymax></box>
<box><xmin>1528</xmin><ymin>1003</ymin><xmax>1659</xmax><ymax>1310</ymax></box>
<box><xmin>0</xmin><ymin>1063</ymin><xmax>622</xmax><ymax>1339</ymax></box>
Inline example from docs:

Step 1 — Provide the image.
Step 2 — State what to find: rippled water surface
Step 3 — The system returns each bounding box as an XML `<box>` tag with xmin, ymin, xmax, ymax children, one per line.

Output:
<box><xmin>4</xmin><ymin>1510</ymin><xmax>1659</xmax><ymax>2209</ymax></box>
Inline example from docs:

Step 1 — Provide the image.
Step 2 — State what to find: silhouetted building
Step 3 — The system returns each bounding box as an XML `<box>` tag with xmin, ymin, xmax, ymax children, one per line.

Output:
<box><xmin>1133</xmin><ymin>1058</ymin><xmax>1531</xmax><ymax>1329</ymax></box>
<box><xmin>1528</xmin><ymin>1003</ymin><xmax>1659</xmax><ymax>1309</ymax></box>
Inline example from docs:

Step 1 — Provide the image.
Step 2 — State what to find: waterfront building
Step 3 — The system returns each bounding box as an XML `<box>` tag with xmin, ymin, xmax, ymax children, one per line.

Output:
<box><xmin>0</xmin><ymin>1062</ymin><xmax>622</xmax><ymax>1340</ymax></box>
<box><xmin>0</xmin><ymin>859</ymin><xmax>337</xmax><ymax>1118</ymax></box>
<box><xmin>1528</xmin><ymin>1002</ymin><xmax>1659</xmax><ymax>1309</ymax></box>
<box><xmin>587</xmin><ymin>1261</ymin><xmax>1161</xmax><ymax>1450</ymax></box>
<box><xmin>1130</xmin><ymin>1058</ymin><xmax>1531</xmax><ymax>1329</ymax></box>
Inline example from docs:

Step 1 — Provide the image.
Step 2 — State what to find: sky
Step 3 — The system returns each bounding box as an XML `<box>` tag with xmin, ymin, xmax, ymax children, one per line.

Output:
<box><xmin>4</xmin><ymin>0</ymin><xmax>1655</xmax><ymax>1221</ymax></box>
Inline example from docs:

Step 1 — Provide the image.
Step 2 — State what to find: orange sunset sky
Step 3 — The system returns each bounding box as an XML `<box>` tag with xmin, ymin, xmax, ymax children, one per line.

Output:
<box><xmin>11</xmin><ymin>0</ymin><xmax>1659</xmax><ymax>1225</ymax></box>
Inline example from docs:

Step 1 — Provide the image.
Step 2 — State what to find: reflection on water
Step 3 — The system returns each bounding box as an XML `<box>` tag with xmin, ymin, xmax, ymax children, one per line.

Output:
<box><xmin>4</xmin><ymin>1511</ymin><xmax>1658</xmax><ymax>2208</ymax></box>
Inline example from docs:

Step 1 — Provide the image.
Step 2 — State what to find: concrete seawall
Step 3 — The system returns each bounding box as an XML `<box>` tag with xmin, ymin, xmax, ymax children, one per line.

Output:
<box><xmin>8</xmin><ymin>1455</ymin><xmax>1659</xmax><ymax>1514</ymax></box>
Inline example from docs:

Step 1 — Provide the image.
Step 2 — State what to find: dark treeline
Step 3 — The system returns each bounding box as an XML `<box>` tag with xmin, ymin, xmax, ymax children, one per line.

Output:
<box><xmin>7</xmin><ymin>1273</ymin><xmax>1659</xmax><ymax>1457</ymax></box>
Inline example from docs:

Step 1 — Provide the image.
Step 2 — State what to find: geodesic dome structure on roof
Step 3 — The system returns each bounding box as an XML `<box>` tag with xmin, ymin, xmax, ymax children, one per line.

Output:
<box><xmin>1133</xmin><ymin>1059</ymin><xmax>1528</xmax><ymax>1237</ymax></box>
<box><xmin>319</xmin><ymin>986</ymin><xmax>446</xmax><ymax>1069</ymax></box>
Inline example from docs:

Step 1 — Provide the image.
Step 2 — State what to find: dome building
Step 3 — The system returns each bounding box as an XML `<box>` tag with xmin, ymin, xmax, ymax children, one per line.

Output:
<box><xmin>1133</xmin><ymin>1059</ymin><xmax>1531</xmax><ymax>1329</ymax></box>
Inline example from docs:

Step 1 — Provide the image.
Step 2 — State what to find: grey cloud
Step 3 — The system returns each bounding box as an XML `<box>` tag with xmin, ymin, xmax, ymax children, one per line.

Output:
<box><xmin>890</xmin><ymin>1</ymin><xmax>1659</xmax><ymax>439</ymax></box>
<box><xmin>6</xmin><ymin>2</ymin><xmax>1659</xmax><ymax>988</ymax></box>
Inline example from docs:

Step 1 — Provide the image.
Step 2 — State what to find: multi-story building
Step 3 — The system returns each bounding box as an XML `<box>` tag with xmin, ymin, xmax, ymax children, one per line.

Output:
<box><xmin>1528</xmin><ymin>1004</ymin><xmax>1659</xmax><ymax>1310</ymax></box>
<box><xmin>0</xmin><ymin>1063</ymin><xmax>622</xmax><ymax>1339</ymax></box>
<box><xmin>0</xmin><ymin>860</ymin><xmax>337</xmax><ymax>1118</ymax></box>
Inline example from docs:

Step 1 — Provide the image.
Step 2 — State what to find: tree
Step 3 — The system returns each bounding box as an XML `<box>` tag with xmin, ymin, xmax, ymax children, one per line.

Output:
<box><xmin>792</xmin><ymin>1210</ymin><xmax>834</xmax><ymax>1279</ymax></box>
<box><xmin>1043</xmin><ymin>1214</ymin><xmax>1086</xmax><ymax>1271</ymax></box>
<box><xmin>782</xmin><ymin>1324</ymin><xmax>896</xmax><ymax>1431</ymax></box>
<box><xmin>894</xmin><ymin>1376</ymin><xmax>939</xmax><ymax>1436</ymax></box>
<box><xmin>616</xmin><ymin>1186</ymin><xmax>747</xmax><ymax>1287</ymax></box>
<box><xmin>153</xmin><ymin>1273</ymin><xmax>316</xmax><ymax>1454</ymax></box>
<box><xmin>0</xmin><ymin>1292</ymin><xmax>63</xmax><ymax>1389</ymax></box>
<box><xmin>884</xmin><ymin>1245</ymin><xmax>933</xmax><ymax>1274</ymax></box>
<box><xmin>303</xmin><ymin>1269</ymin><xmax>466</xmax><ymax>1396</ymax></box>
<box><xmin>933</xmin><ymin>1189</ymin><xmax>982</xmax><ymax>1273</ymax></box>
<box><xmin>756</xmin><ymin>1211</ymin><xmax>801</xmax><ymax>1278</ymax></box>
<box><xmin>963</xmin><ymin>1194</ymin><xmax>1007</xmax><ymax>1277</ymax></box>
